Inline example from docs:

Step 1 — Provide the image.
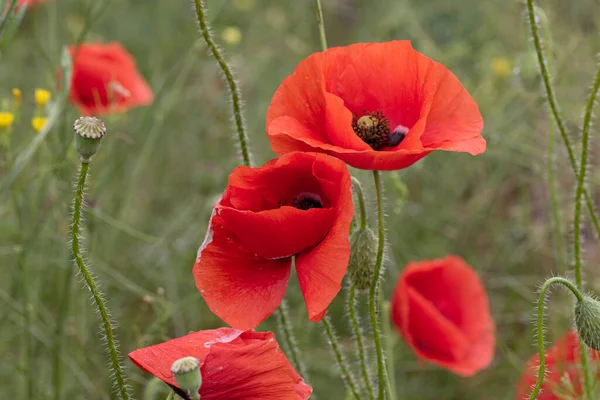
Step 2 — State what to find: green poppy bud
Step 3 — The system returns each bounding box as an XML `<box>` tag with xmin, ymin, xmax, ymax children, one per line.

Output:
<box><xmin>575</xmin><ymin>296</ymin><xmax>600</xmax><ymax>351</ymax></box>
<box><xmin>348</xmin><ymin>227</ymin><xmax>377</xmax><ymax>291</ymax></box>
<box><xmin>73</xmin><ymin>116</ymin><xmax>106</xmax><ymax>163</ymax></box>
<box><xmin>170</xmin><ymin>356</ymin><xmax>202</xmax><ymax>399</ymax></box>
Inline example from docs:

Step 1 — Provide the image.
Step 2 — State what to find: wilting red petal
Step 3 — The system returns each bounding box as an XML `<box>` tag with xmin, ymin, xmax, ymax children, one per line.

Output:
<box><xmin>267</xmin><ymin>41</ymin><xmax>484</xmax><ymax>171</ymax></box>
<box><xmin>295</xmin><ymin>155</ymin><xmax>353</xmax><ymax>321</ymax></box>
<box><xmin>515</xmin><ymin>330</ymin><xmax>600</xmax><ymax>400</ymax></box>
<box><xmin>391</xmin><ymin>255</ymin><xmax>495</xmax><ymax>376</ymax></box>
<box><xmin>194</xmin><ymin>212</ymin><xmax>292</xmax><ymax>330</ymax></box>
<box><xmin>129</xmin><ymin>329</ymin><xmax>312</xmax><ymax>400</ymax></box>
<box><xmin>67</xmin><ymin>42</ymin><xmax>153</xmax><ymax>115</ymax></box>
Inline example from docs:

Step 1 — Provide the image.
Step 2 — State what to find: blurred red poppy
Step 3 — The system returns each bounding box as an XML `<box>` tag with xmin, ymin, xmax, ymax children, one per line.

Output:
<box><xmin>3</xmin><ymin>0</ymin><xmax>45</xmax><ymax>10</ymax></box>
<box><xmin>194</xmin><ymin>152</ymin><xmax>353</xmax><ymax>330</ymax></box>
<box><xmin>391</xmin><ymin>255</ymin><xmax>495</xmax><ymax>376</ymax></box>
<box><xmin>67</xmin><ymin>42</ymin><xmax>153</xmax><ymax>115</ymax></box>
<box><xmin>515</xmin><ymin>330</ymin><xmax>600</xmax><ymax>399</ymax></box>
<box><xmin>129</xmin><ymin>328</ymin><xmax>312</xmax><ymax>400</ymax></box>
<box><xmin>266</xmin><ymin>41</ymin><xmax>485</xmax><ymax>171</ymax></box>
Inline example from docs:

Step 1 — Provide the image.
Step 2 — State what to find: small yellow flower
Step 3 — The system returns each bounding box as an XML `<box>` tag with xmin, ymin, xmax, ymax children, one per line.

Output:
<box><xmin>34</xmin><ymin>89</ymin><xmax>52</xmax><ymax>107</ymax></box>
<box><xmin>12</xmin><ymin>88</ymin><xmax>21</xmax><ymax>104</ymax></box>
<box><xmin>32</xmin><ymin>117</ymin><xmax>48</xmax><ymax>132</ymax></box>
<box><xmin>0</xmin><ymin>112</ymin><xmax>15</xmax><ymax>129</ymax></box>
<box><xmin>222</xmin><ymin>26</ymin><xmax>242</xmax><ymax>46</ymax></box>
<box><xmin>491</xmin><ymin>57</ymin><xmax>513</xmax><ymax>77</ymax></box>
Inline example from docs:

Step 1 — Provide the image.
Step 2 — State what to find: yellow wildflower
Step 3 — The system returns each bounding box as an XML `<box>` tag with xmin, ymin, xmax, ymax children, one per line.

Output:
<box><xmin>32</xmin><ymin>117</ymin><xmax>48</xmax><ymax>133</ymax></box>
<box><xmin>12</xmin><ymin>88</ymin><xmax>21</xmax><ymax>104</ymax></box>
<box><xmin>34</xmin><ymin>89</ymin><xmax>52</xmax><ymax>107</ymax></box>
<box><xmin>222</xmin><ymin>26</ymin><xmax>242</xmax><ymax>46</ymax></box>
<box><xmin>491</xmin><ymin>57</ymin><xmax>512</xmax><ymax>77</ymax></box>
<box><xmin>0</xmin><ymin>112</ymin><xmax>15</xmax><ymax>129</ymax></box>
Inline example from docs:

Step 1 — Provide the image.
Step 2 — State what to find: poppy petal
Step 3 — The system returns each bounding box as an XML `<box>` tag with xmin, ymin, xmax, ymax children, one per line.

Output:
<box><xmin>295</xmin><ymin>155</ymin><xmax>353</xmax><ymax>321</ymax></box>
<box><xmin>129</xmin><ymin>329</ymin><xmax>312</xmax><ymax>400</ymax></box>
<box><xmin>420</xmin><ymin>63</ymin><xmax>485</xmax><ymax>155</ymax></box>
<box><xmin>391</xmin><ymin>255</ymin><xmax>495</xmax><ymax>376</ymax></box>
<box><xmin>194</xmin><ymin>212</ymin><xmax>292</xmax><ymax>330</ymax></box>
<box><xmin>218</xmin><ymin>206</ymin><xmax>335</xmax><ymax>260</ymax></box>
<box><xmin>266</xmin><ymin>41</ymin><xmax>485</xmax><ymax>171</ymax></box>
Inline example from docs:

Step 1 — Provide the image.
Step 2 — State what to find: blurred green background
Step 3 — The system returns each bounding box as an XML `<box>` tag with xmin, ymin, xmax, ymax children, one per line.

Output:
<box><xmin>1</xmin><ymin>0</ymin><xmax>599</xmax><ymax>398</ymax></box>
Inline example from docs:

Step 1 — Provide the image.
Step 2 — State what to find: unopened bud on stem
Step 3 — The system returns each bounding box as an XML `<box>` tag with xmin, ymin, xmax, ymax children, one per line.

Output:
<box><xmin>171</xmin><ymin>356</ymin><xmax>202</xmax><ymax>400</ymax></box>
<box><xmin>73</xmin><ymin>116</ymin><xmax>106</xmax><ymax>163</ymax></box>
<box><xmin>575</xmin><ymin>295</ymin><xmax>600</xmax><ymax>351</ymax></box>
<box><xmin>348</xmin><ymin>227</ymin><xmax>378</xmax><ymax>291</ymax></box>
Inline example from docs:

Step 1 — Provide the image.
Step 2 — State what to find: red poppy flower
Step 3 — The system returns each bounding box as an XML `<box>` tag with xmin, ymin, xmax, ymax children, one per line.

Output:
<box><xmin>515</xmin><ymin>330</ymin><xmax>600</xmax><ymax>399</ymax></box>
<box><xmin>67</xmin><ymin>42</ymin><xmax>153</xmax><ymax>115</ymax></box>
<box><xmin>129</xmin><ymin>328</ymin><xmax>312</xmax><ymax>400</ymax></box>
<box><xmin>193</xmin><ymin>152</ymin><xmax>353</xmax><ymax>330</ymax></box>
<box><xmin>391</xmin><ymin>255</ymin><xmax>495</xmax><ymax>376</ymax></box>
<box><xmin>266</xmin><ymin>41</ymin><xmax>485</xmax><ymax>171</ymax></box>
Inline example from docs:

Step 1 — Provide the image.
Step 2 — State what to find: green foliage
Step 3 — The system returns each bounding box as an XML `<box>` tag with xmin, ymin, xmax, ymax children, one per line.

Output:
<box><xmin>0</xmin><ymin>0</ymin><xmax>599</xmax><ymax>399</ymax></box>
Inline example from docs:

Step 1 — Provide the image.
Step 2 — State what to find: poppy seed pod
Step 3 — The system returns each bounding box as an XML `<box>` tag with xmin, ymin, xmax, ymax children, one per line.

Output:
<box><xmin>575</xmin><ymin>296</ymin><xmax>600</xmax><ymax>351</ymax></box>
<box><xmin>73</xmin><ymin>116</ymin><xmax>106</xmax><ymax>163</ymax></box>
<box><xmin>171</xmin><ymin>357</ymin><xmax>202</xmax><ymax>399</ymax></box>
<box><xmin>348</xmin><ymin>227</ymin><xmax>377</xmax><ymax>290</ymax></box>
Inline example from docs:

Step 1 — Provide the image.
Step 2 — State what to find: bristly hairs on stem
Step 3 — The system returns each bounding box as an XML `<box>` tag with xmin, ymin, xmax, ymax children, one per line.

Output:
<box><xmin>369</xmin><ymin>171</ymin><xmax>391</xmax><ymax>399</ymax></box>
<box><xmin>525</xmin><ymin>0</ymin><xmax>600</xmax><ymax>240</ymax></box>
<box><xmin>191</xmin><ymin>0</ymin><xmax>252</xmax><ymax>167</ymax></box>
<box><xmin>320</xmin><ymin>314</ymin><xmax>361</xmax><ymax>399</ymax></box>
<box><xmin>528</xmin><ymin>277</ymin><xmax>584</xmax><ymax>400</ymax></box>
<box><xmin>570</xmin><ymin>55</ymin><xmax>600</xmax><ymax>400</ymax></box>
<box><xmin>573</xmin><ymin>58</ymin><xmax>600</xmax><ymax>288</ymax></box>
<box><xmin>346</xmin><ymin>282</ymin><xmax>375</xmax><ymax>399</ymax></box>
<box><xmin>70</xmin><ymin>129</ymin><xmax>130</xmax><ymax>399</ymax></box>
<box><xmin>274</xmin><ymin>299</ymin><xmax>311</xmax><ymax>387</ymax></box>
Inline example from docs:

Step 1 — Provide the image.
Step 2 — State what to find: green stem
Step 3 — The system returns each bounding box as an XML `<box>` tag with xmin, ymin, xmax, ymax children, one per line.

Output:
<box><xmin>528</xmin><ymin>277</ymin><xmax>584</xmax><ymax>400</ymax></box>
<box><xmin>525</xmin><ymin>0</ymin><xmax>600</xmax><ymax>239</ymax></box>
<box><xmin>70</xmin><ymin>162</ymin><xmax>130</xmax><ymax>400</ymax></box>
<box><xmin>351</xmin><ymin>176</ymin><xmax>367</xmax><ymax>230</ymax></box>
<box><xmin>381</xmin><ymin>295</ymin><xmax>397</xmax><ymax>400</ymax></box>
<box><xmin>574</xmin><ymin>62</ymin><xmax>600</xmax><ymax>287</ymax></box>
<box><xmin>313</xmin><ymin>0</ymin><xmax>328</xmax><ymax>51</ymax></box>
<box><xmin>274</xmin><ymin>300</ymin><xmax>310</xmax><ymax>384</ymax></box>
<box><xmin>572</xmin><ymin>61</ymin><xmax>600</xmax><ymax>400</ymax></box>
<box><xmin>369</xmin><ymin>171</ymin><xmax>389</xmax><ymax>399</ymax></box>
<box><xmin>320</xmin><ymin>314</ymin><xmax>361</xmax><ymax>399</ymax></box>
<box><xmin>192</xmin><ymin>0</ymin><xmax>252</xmax><ymax>167</ymax></box>
<box><xmin>347</xmin><ymin>284</ymin><xmax>374</xmax><ymax>399</ymax></box>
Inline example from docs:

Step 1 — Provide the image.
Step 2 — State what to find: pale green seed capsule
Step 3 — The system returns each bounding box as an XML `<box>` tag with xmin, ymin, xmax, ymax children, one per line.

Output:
<box><xmin>575</xmin><ymin>296</ymin><xmax>600</xmax><ymax>351</ymax></box>
<box><xmin>171</xmin><ymin>356</ymin><xmax>202</xmax><ymax>399</ymax></box>
<box><xmin>348</xmin><ymin>227</ymin><xmax>378</xmax><ymax>291</ymax></box>
<box><xmin>73</xmin><ymin>116</ymin><xmax>106</xmax><ymax>163</ymax></box>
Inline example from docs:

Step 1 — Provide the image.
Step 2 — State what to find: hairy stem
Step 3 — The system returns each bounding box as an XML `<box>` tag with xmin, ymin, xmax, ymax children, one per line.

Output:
<box><xmin>274</xmin><ymin>300</ymin><xmax>310</xmax><ymax>384</ymax></box>
<box><xmin>70</xmin><ymin>162</ymin><xmax>130</xmax><ymax>400</ymax></box>
<box><xmin>525</xmin><ymin>0</ymin><xmax>600</xmax><ymax>239</ymax></box>
<box><xmin>351</xmin><ymin>176</ymin><xmax>367</xmax><ymax>230</ymax></box>
<box><xmin>528</xmin><ymin>277</ymin><xmax>584</xmax><ymax>400</ymax></box>
<box><xmin>321</xmin><ymin>314</ymin><xmax>361</xmax><ymax>399</ymax></box>
<box><xmin>369</xmin><ymin>171</ymin><xmax>389</xmax><ymax>399</ymax></box>
<box><xmin>546</xmin><ymin>116</ymin><xmax>567</xmax><ymax>272</ymax></box>
<box><xmin>572</xmin><ymin>61</ymin><xmax>600</xmax><ymax>400</ymax></box>
<box><xmin>192</xmin><ymin>0</ymin><xmax>252</xmax><ymax>167</ymax></box>
<box><xmin>573</xmin><ymin>62</ymin><xmax>600</xmax><ymax>288</ymax></box>
<box><xmin>347</xmin><ymin>284</ymin><xmax>374</xmax><ymax>399</ymax></box>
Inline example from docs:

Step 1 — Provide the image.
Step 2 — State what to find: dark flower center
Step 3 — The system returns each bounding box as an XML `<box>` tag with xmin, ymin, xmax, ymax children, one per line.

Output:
<box><xmin>292</xmin><ymin>192</ymin><xmax>323</xmax><ymax>210</ymax></box>
<box><xmin>352</xmin><ymin>111</ymin><xmax>407</xmax><ymax>150</ymax></box>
